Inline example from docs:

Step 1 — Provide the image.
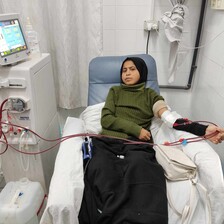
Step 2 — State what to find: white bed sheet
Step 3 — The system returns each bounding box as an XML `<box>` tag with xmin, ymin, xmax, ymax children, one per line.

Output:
<box><xmin>40</xmin><ymin>117</ymin><xmax>85</xmax><ymax>224</ymax></box>
<box><xmin>40</xmin><ymin>105</ymin><xmax>224</xmax><ymax>224</ymax></box>
<box><xmin>151</xmin><ymin>116</ymin><xmax>224</xmax><ymax>224</ymax></box>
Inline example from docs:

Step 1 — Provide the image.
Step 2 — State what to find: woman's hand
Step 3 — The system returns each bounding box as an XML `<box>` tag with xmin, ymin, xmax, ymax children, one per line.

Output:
<box><xmin>221</xmin><ymin>130</ymin><xmax>224</xmax><ymax>141</ymax></box>
<box><xmin>139</xmin><ymin>128</ymin><xmax>151</xmax><ymax>141</ymax></box>
<box><xmin>205</xmin><ymin>125</ymin><xmax>223</xmax><ymax>144</ymax></box>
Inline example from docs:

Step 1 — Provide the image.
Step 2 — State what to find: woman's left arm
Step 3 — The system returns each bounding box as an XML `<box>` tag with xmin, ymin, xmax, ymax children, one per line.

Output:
<box><xmin>153</xmin><ymin>100</ymin><xmax>223</xmax><ymax>144</ymax></box>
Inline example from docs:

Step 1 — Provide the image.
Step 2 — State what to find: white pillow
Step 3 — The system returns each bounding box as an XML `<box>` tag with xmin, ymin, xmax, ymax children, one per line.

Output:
<box><xmin>79</xmin><ymin>102</ymin><xmax>105</xmax><ymax>134</ymax></box>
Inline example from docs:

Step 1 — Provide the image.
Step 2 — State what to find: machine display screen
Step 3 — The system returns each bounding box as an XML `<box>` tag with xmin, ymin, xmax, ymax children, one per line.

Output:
<box><xmin>0</xmin><ymin>18</ymin><xmax>28</xmax><ymax>58</ymax></box>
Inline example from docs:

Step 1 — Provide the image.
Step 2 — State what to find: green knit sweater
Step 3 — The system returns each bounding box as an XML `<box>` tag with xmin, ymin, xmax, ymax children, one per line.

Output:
<box><xmin>101</xmin><ymin>83</ymin><xmax>164</xmax><ymax>139</ymax></box>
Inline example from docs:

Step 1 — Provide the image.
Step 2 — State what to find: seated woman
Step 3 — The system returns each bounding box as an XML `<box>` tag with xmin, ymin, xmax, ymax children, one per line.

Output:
<box><xmin>78</xmin><ymin>57</ymin><xmax>223</xmax><ymax>224</ymax></box>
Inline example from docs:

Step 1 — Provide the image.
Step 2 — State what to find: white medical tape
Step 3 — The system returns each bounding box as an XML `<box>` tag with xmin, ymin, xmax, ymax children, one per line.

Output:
<box><xmin>161</xmin><ymin>110</ymin><xmax>177</xmax><ymax>128</ymax></box>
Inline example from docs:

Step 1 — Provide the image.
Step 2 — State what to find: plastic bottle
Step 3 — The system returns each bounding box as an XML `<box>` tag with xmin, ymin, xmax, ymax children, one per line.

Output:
<box><xmin>25</xmin><ymin>17</ymin><xmax>41</xmax><ymax>55</ymax></box>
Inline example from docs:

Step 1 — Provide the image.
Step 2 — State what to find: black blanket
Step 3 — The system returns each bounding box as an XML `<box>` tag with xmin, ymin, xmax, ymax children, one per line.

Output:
<box><xmin>79</xmin><ymin>137</ymin><xmax>168</xmax><ymax>224</ymax></box>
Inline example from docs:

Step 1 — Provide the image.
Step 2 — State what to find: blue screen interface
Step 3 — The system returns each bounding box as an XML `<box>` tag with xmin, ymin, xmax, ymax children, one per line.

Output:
<box><xmin>0</xmin><ymin>19</ymin><xmax>27</xmax><ymax>57</ymax></box>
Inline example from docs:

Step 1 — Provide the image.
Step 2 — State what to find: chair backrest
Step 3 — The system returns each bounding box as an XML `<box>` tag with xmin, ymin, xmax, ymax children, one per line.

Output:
<box><xmin>88</xmin><ymin>54</ymin><xmax>159</xmax><ymax>105</ymax></box>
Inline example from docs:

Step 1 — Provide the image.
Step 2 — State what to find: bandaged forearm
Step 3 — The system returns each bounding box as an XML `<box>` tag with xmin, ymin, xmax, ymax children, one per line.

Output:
<box><xmin>160</xmin><ymin>110</ymin><xmax>178</xmax><ymax>128</ymax></box>
<box><xmin>173</xmin><ymin>119</ymin><xmax>208</xmax><ymax>136</ymax></box>
<box><xmin>160</xmin><ymin>110</ymin><xmax>207</xmax><ymax>136</ymax></box>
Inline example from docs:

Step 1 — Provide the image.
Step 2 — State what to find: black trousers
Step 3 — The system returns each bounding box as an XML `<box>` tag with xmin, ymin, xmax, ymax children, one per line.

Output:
<box><xmin>79</xmin><ymin>137</ymin><xmax>168</xmax><ymax>224</ymax></box>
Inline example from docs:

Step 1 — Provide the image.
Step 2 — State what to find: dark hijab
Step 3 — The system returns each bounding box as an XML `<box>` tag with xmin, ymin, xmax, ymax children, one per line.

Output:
<box><xmin>120</xmin><ymin>57</ymin><xmax>148</xmax><ymax>84</ymax></box>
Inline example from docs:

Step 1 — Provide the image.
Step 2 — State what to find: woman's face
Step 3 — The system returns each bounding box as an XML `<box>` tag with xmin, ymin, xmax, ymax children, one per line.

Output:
<box><xmin>121</xmin><ymin>60</ymin><xmax>140</xmax><ymax>85</ymax></box>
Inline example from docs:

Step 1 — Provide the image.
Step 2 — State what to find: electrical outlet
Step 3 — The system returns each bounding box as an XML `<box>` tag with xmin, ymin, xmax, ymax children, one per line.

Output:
<box><xmin>211</xmin><ymin>0</ymin><xmax>224</xmax><ymax>9</ymax></box>
<box><xmin>144</xmin><ymin>20</ymin><xmax>159</xmax><ymax>31</ymax></box>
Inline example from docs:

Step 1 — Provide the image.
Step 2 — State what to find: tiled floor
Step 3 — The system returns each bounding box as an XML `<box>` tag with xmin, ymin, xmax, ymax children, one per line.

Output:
<box><xmin>0</xmin><ymin>107</ymin><xmax>86</xmax><ymax>192</ymax></box>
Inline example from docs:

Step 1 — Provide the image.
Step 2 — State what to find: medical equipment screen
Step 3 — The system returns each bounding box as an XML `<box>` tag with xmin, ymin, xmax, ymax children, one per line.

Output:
<box><xmin>0</xmin><ymin>13</ymin><xmax>29</xmax><ymax>65</ymax></box>
<box><xmin>0</xmin><ymin>18</ymin><xmax>28</xmax><ymax>58</ymax></box>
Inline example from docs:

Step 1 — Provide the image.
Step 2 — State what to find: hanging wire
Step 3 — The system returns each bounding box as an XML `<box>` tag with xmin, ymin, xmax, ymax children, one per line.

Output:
<box><xmin>146</xmin><ymin>30</ymin><xmax>151</xmax><ymax>54</ymax></box>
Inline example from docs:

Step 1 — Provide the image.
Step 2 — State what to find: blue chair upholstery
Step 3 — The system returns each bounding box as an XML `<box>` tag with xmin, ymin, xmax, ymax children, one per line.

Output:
<box><xmin>88</xmin><ymin>54</ymin><xmax>159</xmax><ymax>105</ymax></box>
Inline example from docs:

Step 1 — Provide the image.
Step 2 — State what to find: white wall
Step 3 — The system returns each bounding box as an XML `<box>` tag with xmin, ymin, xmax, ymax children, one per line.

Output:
<box><xmin>103</xmin><ymin>0</ymin><xmax>155</xmax><ymax>56</ymax></box>
<box><xmin>191</xmin><ymin>3</ymin><xmax>224</xmax><ymax>163</ymax></box>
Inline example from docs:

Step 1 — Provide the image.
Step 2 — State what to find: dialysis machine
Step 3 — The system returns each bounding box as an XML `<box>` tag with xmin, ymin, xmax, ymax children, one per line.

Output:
<box><xmin>0</xmin><ymin>53</ymin><xmax>60</xmax><ymax>193</ymax></box>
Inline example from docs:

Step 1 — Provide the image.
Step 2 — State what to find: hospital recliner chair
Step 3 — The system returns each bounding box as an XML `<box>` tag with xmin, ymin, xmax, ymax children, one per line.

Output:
<box><xmin>40</xmin><ymin>54</ymin><xmax>224</xmax><ymax>224</ymax></box>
